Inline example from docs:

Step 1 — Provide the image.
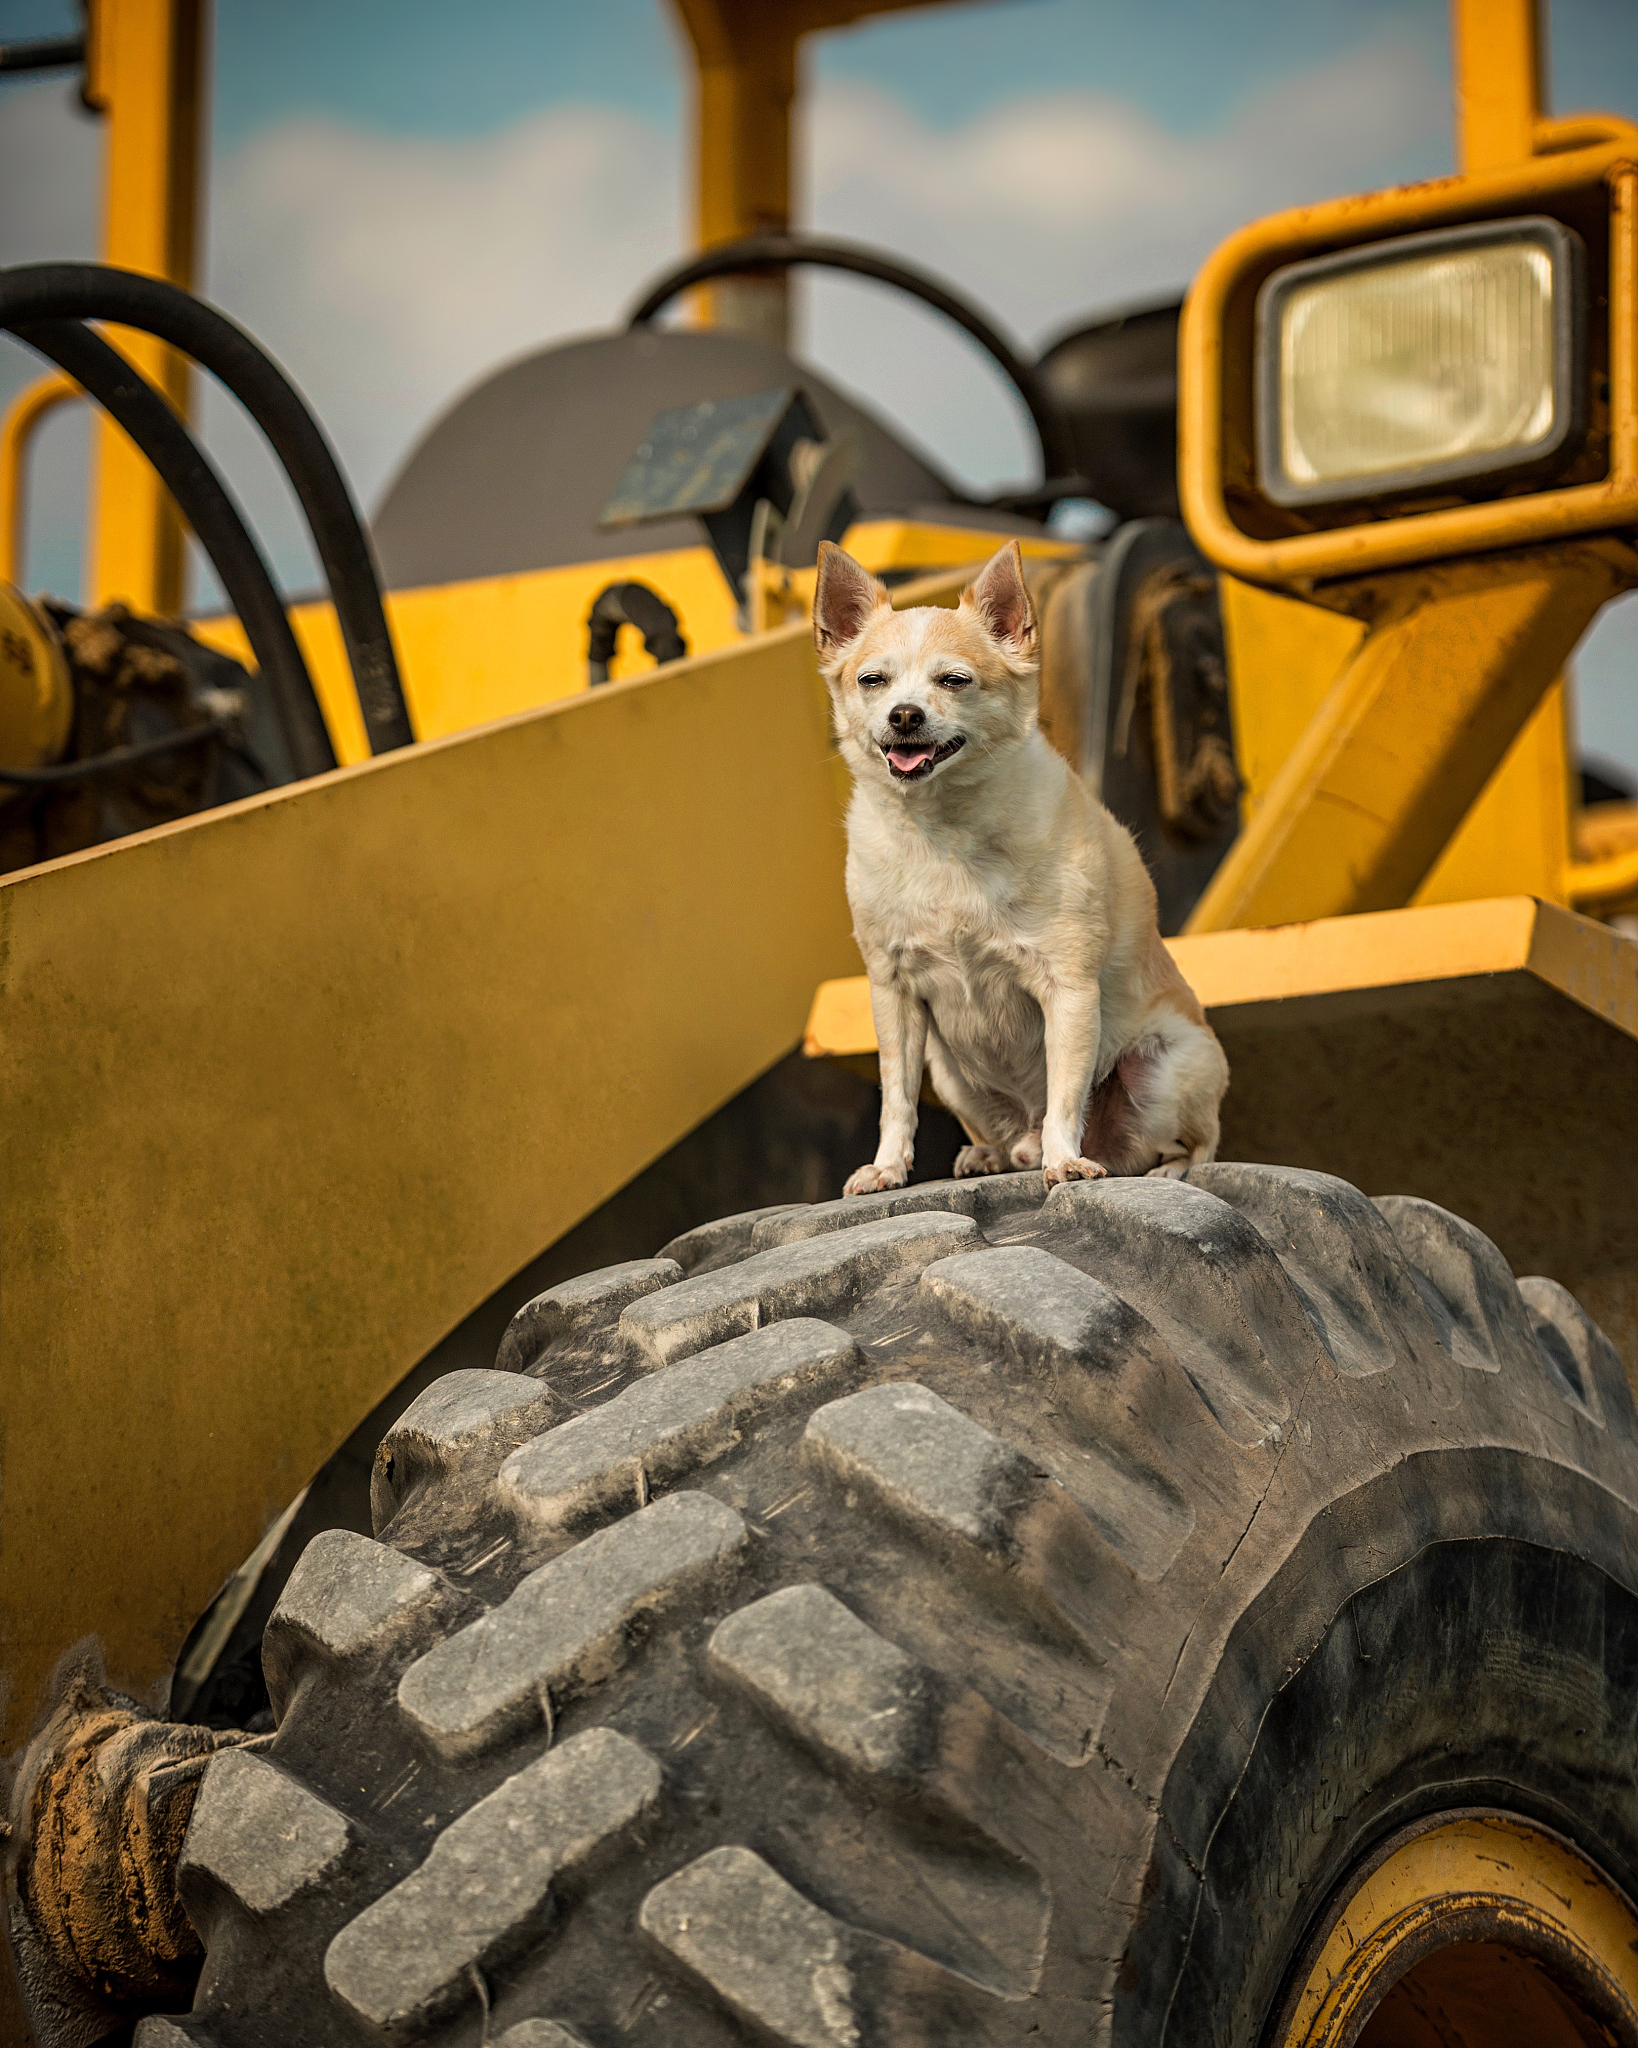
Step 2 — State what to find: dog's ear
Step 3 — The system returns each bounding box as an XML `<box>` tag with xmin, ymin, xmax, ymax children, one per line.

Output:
<box><xmin>961</xmin><ymin>540</ymin><xmax>1037</xmax><ymax>659</ymax></box>
<box><xmin>813</xmin><ymin>541</ymin><xmax>888</xmax><ymax>658</ymax></box>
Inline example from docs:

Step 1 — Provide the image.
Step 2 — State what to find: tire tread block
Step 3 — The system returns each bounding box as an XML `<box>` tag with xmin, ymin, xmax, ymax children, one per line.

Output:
<box><xmin>919</xmin><ymin>1244</ymin><xmax>1198</xmax><ymax>1577</ymax></box>
<box><xmin>496</xmin><ymin>1259</ymin><xmax>683</xmax><ymax>1375</ymax></box>
<box><xmin>1187</xmin><ymin>1162</ymin><xmax>1441</xmax><ymax>1378</ymax></box>
<box><xmin>264</xmin><ymin>1530</ymin><xmax>455</xmax><ymax>1720</ymax></box>
<box><xmin>499</xmin><ymin>1319</ymin><xmax>862</xmax><ymax>1533</ymax></box>
<box><xmin>804</xmin><ymin>1382</ymin><xmax>1113</xmax><ymax>1758</ymax></box>
<box><xmin>1373</xmin><ymin>1195</ymin><xmax>1537</xmax><ymax>1378</ymax></box>
<box><xmin>178</xmin><ymin>1749</ymin><xmax>349</xmax><ymax>1920</ymax></box>
<box><xmin>372</xmin><ymin>1372</ymin><xmax>568</xmax><ymax>1532</ymax></box>
<box><xmin>1518</xmin><ymin>1273</ymin><xmax>1631</xmax><ymax>1429</ymax></box>
<box><xmin>708</xmin><ymin>1584</ymin><xmax>1050</xmax><ymax>1995</ymax></box>
<box><xmin>619</xmin><ymin>1214</ymin><xmax>983</xmax><ymax>1370</ymax></box>
<box><xmin>397</xmin><ymin>1492</ymin><xmax>746</xmax><ymax>1758</ymax></box>
<box><xmin>750</xmin><ymin>1175</ymin><xmax>1047</xmax><ymax>1250</ymax></box>
<box><xmin>1039</xmin><ymin>1179</ymin><xmax>1310</xmax><ymax>1442</ymax></box>
<box><xmin>324</xmin><ymin>1728</ymin><xmax>659</xmax><ymax>2030</ymax></box>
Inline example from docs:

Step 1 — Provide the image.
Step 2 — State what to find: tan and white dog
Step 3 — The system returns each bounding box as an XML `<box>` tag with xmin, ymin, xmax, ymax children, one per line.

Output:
<box><xmin>814</xmin><ymin>537</ymin><xmax>1229</xmax><ymax>1197</ymax></box>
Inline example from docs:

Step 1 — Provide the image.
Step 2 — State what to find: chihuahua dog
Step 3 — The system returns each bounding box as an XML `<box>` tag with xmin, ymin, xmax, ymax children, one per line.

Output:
<box><xmin>814</xmin><ymin>537</ymin><xmax>1228</xmax><ymax>1196</ymax></box>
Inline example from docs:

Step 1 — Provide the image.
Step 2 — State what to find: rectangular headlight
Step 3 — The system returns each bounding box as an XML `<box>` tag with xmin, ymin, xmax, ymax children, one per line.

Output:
<box><xmin>1256</xmin><ymin>217</ymin><xmax>1585</xmax><ymax>508</ymax></box>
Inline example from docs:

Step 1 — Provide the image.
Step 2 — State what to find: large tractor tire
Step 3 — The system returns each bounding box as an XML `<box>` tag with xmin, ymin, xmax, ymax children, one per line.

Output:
<box><xmin>99</xmin><ymin>1166</ymin><xmax>1638</xmax><ymax>2043</ymax></box>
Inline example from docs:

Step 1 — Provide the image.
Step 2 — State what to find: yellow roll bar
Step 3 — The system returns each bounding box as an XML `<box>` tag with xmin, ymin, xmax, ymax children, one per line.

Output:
<box><xmin>0</xmin><ymin>371</ymin><xmax>82</xmax><ymax>588</ymax></box>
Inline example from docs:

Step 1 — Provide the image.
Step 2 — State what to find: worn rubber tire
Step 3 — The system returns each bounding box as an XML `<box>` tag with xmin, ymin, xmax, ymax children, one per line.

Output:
<box><xmin>141</xmin><ymin>1163</ymin><xmax>1638</xmax><ymax>2047</ymax></box>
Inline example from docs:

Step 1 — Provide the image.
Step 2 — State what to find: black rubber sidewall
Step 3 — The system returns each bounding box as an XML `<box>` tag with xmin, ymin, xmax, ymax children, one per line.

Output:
<box><xmin>1119</xmin><ymin>1453</ymin><xmax>1638</xmax><ymax>2046</ymax></box>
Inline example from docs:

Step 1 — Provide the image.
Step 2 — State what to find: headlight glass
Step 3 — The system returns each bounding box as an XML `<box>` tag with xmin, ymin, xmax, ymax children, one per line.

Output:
<box><xmin>1256</xmin><ymin>218</ymin><xmax>1584</xmax><ymax>508</ymax></box>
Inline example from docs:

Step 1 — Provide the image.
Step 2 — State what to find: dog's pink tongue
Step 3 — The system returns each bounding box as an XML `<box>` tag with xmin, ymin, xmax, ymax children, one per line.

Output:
<box><xmin>888</xmin><ymin>744</ymin><xmax>935</xmax><ymax>772</ymax></box>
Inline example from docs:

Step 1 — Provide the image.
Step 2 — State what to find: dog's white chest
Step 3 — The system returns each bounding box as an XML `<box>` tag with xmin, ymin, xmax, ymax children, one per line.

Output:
<box><xmin>874</xmin><ymin>889</ymin><xmax>1049</xmax><ymax>1102</ymax></box>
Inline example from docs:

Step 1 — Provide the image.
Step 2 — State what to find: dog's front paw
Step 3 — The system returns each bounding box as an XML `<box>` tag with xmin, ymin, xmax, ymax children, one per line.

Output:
<box><xmin>1145</xmin><ymin>1158</ymin><xmax>1190</xmax><ymax>1179</ymax></box>
<box><xmin>844</xmin><ymin>1162</ymin><xmax>910</xmax><ymax>1197</ymax></box>
<box><xmin>953</xmin><ymin>1144</ymin><xmax>1005</xmax><ymax>1178</ymax></box>
<box><xmin>1042</xmin><ymin>1155</ymin><xmax>1109</xmax><ymax>1187</ymax></box>
<box><xmin>1009</xmin><ymin>1131</ymin><xmax>1043</xmax><ymax>1170</ymax></box>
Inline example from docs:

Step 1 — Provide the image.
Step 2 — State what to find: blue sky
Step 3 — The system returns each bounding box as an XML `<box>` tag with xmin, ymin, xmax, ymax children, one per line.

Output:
<box><xmin>2</xmin><ymin>0</ymin><xmax>1635</xmax><ymax>768</ymax></box>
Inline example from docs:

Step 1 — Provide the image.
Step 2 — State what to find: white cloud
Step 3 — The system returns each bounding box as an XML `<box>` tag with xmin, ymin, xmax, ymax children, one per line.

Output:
<box><xmin>798</xmin><ymin>39</ymin><xmax>1450</xmax><ymax>486</ymax></box>
<box><xmin>197</xmin><ymin>104</ymin><xmax>684</xmax><ymax>588</ymax></box>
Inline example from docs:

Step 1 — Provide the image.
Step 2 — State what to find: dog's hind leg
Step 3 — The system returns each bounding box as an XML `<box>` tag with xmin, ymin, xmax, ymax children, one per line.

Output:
<box><xmin>1127</xmin><ymin>1020</ymin><xmax>1229</xmax><ymax>1176</ymax></box>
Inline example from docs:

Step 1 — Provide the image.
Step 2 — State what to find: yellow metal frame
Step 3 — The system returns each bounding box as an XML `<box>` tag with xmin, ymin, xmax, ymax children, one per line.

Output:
<box><xmin>1215</xmin><ymin>574</ymin><xmax>1578</xmax><ymax>911</ymax></box>
<box><xmin>670</xmin><ymin>0</ymin><xmax>947</xmax><ymax>343</ymax></box>
<box><xmin>83</xmin><ymin>0</ymin><xmax>207</xmax><ymax>617</ymax></box>
<box><xmin>1180</xmin><ymin>133</ymin><xmax>1638</xmax><ymax>591</ymax></box>
<box><xmin>1183</xmin><ymin>539</ymin><xmax>1632</xmax><ymax>931</ymax></box>
<box><xmin>805</xmin><ymin>896</ymin><xmax>1638</xmax><ymax>1063</ymax></box>
<box><xmin>0</xmin><ymin>373</ymin><xmax>82</xmax><ymax>590</ymax></box>
<box><xmin>189</xmin><ymin>519</ymin><xmax>1082</xmax><ymax>766</ymax></box>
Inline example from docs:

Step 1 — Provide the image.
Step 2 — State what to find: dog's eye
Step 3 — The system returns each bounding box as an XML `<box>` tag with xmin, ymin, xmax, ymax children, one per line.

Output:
<box><xmin>857</xmin><ymin>671</ymin><xmax>888</xmax><ymax>690</ymax></box>
<box><xmin>939</xmin><ymin>672</ymin><xmax>973</xmax><ymax>690</ymax></box>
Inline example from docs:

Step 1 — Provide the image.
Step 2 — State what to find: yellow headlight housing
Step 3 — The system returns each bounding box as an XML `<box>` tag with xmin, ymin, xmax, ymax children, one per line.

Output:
<box><xmin>1256</xmin><ymin>217</ymin><xmax>1586</xmax><ymax>508</ymax></box>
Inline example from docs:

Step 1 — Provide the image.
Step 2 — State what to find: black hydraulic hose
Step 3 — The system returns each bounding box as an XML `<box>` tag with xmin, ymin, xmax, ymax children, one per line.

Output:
<box><xmin>0</xmin><ymin>719</ymin><xmax>226</xmax><ymax>786</ymax></box>
<box><xmin>626</xmin><ymin>231</ymin><xmax>1078</xmax><ymax>486</ymax></box>
<box><xmin>0</xmin><ymin>33</ymin><xmax>85</xmax><ymax>73</ymax></box>
<box><xmin>18</xmin><ymin>318</ymin><xmax>337</xmax><ymax>779</ymax></box>
<box><xmin>0</xmin><ymin>265</ymin><xmax>414</xmax><ymax>754</ymax></box>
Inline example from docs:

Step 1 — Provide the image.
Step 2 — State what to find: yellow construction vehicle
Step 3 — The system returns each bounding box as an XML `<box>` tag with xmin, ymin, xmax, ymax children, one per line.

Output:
<box><xmin>2</xmin><ymin>0</ymin><xmax>1638</xmax><ymax>2042</ymax></box>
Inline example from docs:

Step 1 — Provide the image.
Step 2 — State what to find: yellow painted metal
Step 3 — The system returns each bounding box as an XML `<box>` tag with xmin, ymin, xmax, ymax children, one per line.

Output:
<box><xmin>0</xmin><ymin>373</ymin><xmax>82</xmax><ymax>590</ymax></box>
<box><xmin>1571</xmin><ymin>800</ymin><xmax>1638</xmax><ymax>912</ymax></box>
<box><xmin>0</xmin><ymin>568</ymin><xmax>985</xmax><ymax>1761</ymax></box>
<box><xmin>1414</xmin><ymin>683</ymin><xmax>1572</xmax><ymax>908</ymax></box>
<box><xmin>83</xmin><ymin>0</ymin><xmax>206</xmax><ymax>616</ymax></box>
<box><xmin>806</xmin><ymin>898</ymin><xmax>1638</xmax><ymax>1063</ymax></box>
<box><xmin>1174</xmin><ymin>4</ymin><xmax>1638</xmax><ymax>932</ymax></box>
<box><xmin>1178</xmin><ymin>142</ymin><xmax>1638</xmax><ymax>590</ymax></box>
<box><xmin>0</xmin><ymin>584</ymin><xmax>73</xmax><ymax>770</ymax></box>
<box><xmin>669</xmin><ymin>0</ymin><xmax>947</xmax><ymax>343</ymax></box>
<box><xmin>1169</xmin><ymin>894</ymin><xmax>1638</xmax><ymax>1032</ymax></box>
<box><xmin>189</xmin><ymin>521</ymin><xmax>1078</xmax><ymax>767</ymax></box>
<box><xmin>192</xmin><ymin>544</ymin><xmax>741</xmax><ymax>767</ymax></box>
<box><xmin>1453</xmin><ymin>0</ymin><xmax>1541</xmax><ymax>173</ymax></box>
<box><xmin>1184</xmin><ymin>544</ymin><xmax>1630</xmax><ymax>931</ymax></box>
<box><xmin>1278</xmin><ymin>1811</ymin><xmax>1638</xmax><ymax>2045</ymax></box>
<box><xmin>1217</xmin><ymin>575</ymin><xmax>1577</xmax><ymax>911</ymax></box>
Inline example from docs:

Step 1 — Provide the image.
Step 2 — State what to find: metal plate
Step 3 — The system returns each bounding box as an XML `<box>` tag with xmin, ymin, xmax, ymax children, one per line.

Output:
<box><xmin>601</xmin><ymin>386</ymin><xmax>797</xmax><ymax>527</ymax></box>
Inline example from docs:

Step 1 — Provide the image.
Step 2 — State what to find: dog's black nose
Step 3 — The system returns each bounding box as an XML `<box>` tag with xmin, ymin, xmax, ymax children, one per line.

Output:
<box><xmin>887</xmin><ymin>703</ymin><xmax>924</xmax><ymax>735</ymax></box>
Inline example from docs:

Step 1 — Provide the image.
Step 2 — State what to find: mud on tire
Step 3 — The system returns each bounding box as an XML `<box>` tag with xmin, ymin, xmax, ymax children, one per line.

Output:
<box><xmin>118</xmin><ymin>1164</ymin><xmax>1638</xmax><ymax>2045</ymax></box>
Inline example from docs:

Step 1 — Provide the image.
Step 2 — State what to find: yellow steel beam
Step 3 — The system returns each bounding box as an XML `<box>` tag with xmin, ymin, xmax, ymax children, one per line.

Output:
<box><xmin>807</xmin><ymin>897</ymin><xmax>1638</xmax><ymax>1058</ymax></box>
<box><xmin>669</xmin><ymin>0</ymin><xmax>951</xmax><ymax>344</ymax></box>
<box><xmin>1216</xmin><ymin>574</ymin><xmax>1580</xmax><ymax>915</ymax></box>
<box><xmin>0</xmin><ymin>569</ymin><xmax>972</xmax><ymax>1761</ymax></box>
<box><xmin>0</xmin><ymin>373</ymin><xmax>82</xmax><ymax>589</ymax></box>
<box><xmin>1185</xmin><ymin>546</ymin><xmax>1630</xmax><ymax>931</ymax></box>
<box><xmin>1453</xmin><ymin>0</ymin><xmax>1540</xmax><ymax>173</ymax></box>
<box><xmin>83</xmin><ymin>0</ymin><xmax>206</xmax><ymax>616</ymax></box>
